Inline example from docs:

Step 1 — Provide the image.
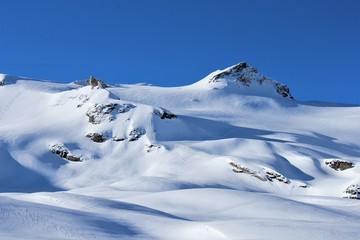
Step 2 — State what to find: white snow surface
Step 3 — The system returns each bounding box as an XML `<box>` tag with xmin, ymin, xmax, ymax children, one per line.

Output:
<box><xmin>0</xmin><ymin>64</ymin><xmax>360</xmax><ymax>239</ymax></box>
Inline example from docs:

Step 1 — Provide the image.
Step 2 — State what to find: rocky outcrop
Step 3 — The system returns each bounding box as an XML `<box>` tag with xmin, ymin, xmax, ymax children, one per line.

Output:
<box><xmin>265</xmin><ymin>169</ymin><xmax>290</xmax><ymax>184</ymax></box>
<box><xmin>86</xmin><ymin>103</ymin><xmax>135</xmax><ymax>124</ymax></box>
<box><xmin>230</xmin><ymin>162</ymin><xmax>290</xmax><ymax>184</ymax></box>
<box><xmin>344</xmin><ymin>184</ymin><xmax>360</xmax><ymax>199</ymax></box>
<box><xmin>86</xmin><ymin>133</ymin><xmax>107</xmax><ymax>143</ymax></box>
<box><xmin>128</xmin><ymin>128</ymin><xmax>146</xmax><ymax>141</ymax></box>
<box><xmin>49</xmin><ymin>143</ymin><xmax>82</xmax><ymax>162</ymax></box>
<box><xmin>210</xmin><ymin>62</ymin><xmax>293</xmax><ymax>99</ymax></box>
<box><xmin>274</xmin><ymin>83</ymin><xmax>292</xmax><ymax>99</ymax></box>
<box><xmin>89</xmin><ymin>76</ymin><xmax>107</xmax><ymax>89</ymax></box>
<box><xmin>154</xmin><ymin>107</ymin><xmax>177</xmax><ymax>119</ymax></box>
<box><xmin>229</xmin><ymin>162</ymin><xmax>266</xmax><ymax>181</ymax></box>
<box><xmin>325</xmin><ymin>159</ymin><xmax>354</xmax><ymax>171</ymax></box>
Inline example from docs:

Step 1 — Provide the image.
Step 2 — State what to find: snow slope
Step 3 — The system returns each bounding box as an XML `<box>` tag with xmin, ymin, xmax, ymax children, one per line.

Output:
<box><xmin>0</xmin><ymin>62</ymin><xmax>360</xmax><ymax>239</ymax></box>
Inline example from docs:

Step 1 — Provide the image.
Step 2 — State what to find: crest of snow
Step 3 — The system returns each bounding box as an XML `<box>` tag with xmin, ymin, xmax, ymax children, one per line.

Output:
<box><xmin>193</xmin><ymin>62</ymin><xmax>293</xmax><ymax>99</ymax></box>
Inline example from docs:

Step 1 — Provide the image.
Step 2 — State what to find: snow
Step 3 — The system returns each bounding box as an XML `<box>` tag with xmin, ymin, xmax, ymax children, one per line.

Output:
<box><xmin>0</xmin><ymin>63</ymin><xmax>360</xmax><ymax>239</ymax></box>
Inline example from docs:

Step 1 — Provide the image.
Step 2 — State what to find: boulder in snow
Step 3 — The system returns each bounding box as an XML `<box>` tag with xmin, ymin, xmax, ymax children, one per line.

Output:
<box><xmin>86</xmin><ymin>103</ymin><xmax>135</xmax><ymax>124</ymax></box>
<box><xmin>344</xmin><ymin>184</ymin><xmax>360</xmax><ymax>199</ymax></box>
<box><xmin>325</xmin><ymin>159</ymin><xmax>354</xmax><ymax>171</ymax></box>
<box><xmin>86</xmin><ymin>133</ymin><xmax>107</xmax><ymax>143</ymax></box>
<box><xmin>128</xmin><ymin>128</ymin><xmax>146</xmax><ymax>142</ymax></box>
<box><xmin>229</xmin><ymin>162</ymin><xmax>266</xmax><ymax>181</ymax></box>
<box><xmin>154</xmin><ymin>107</ymin><xmax>177</xmax><ymax>119</ymax></box>
<box><xmin>49</xmin><ymin>143</ymin><xmax>82</xmax><ymax>162</ymax></box>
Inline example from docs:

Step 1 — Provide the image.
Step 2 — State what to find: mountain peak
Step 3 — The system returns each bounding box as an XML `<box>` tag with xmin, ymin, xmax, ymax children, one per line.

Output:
<box><xmin>201</xmin><ymin>62</ymin><xmax>293</xmax><ymax>99</ymax></box>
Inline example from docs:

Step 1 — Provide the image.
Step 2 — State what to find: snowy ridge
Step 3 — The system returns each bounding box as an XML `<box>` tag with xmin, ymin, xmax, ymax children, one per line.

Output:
<box><xmin>194</xmin><ymin>62</ymin><xmax>293</xmax><ymax>99</ymax></box>
<box><xmin>0</xmin><ymin>63</ymin><xmax>360</xmax><ymax>239</ymax></box>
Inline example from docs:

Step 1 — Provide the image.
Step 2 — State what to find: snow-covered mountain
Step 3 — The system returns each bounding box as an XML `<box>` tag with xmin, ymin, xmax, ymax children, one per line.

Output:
<box><xmin>1</xmin><ymin>63</ymin><xmax>360</xmax><ymax>240</ymax></box>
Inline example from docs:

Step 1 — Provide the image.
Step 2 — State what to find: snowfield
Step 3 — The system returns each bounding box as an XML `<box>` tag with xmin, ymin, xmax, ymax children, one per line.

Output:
<box><xmin>0</xmin><ymin>63</ymin><xmax>359</xmax><ymax>239</ymax></box>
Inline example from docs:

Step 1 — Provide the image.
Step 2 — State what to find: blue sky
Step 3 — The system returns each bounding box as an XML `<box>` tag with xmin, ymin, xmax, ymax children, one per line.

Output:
<box><xmin>1</xmin><ymin>0</ymin><xmax>359</xmax><ymax>104</ymax></box>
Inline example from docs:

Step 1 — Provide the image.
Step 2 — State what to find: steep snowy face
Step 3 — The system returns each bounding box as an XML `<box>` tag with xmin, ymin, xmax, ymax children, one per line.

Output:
<box><xmin>204</xmin><ymin>62</ymin><xmax>293</xmax><ymax>99</ymax></box>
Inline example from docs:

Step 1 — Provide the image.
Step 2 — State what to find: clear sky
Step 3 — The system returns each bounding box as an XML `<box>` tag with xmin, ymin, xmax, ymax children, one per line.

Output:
<box><xmin>1</xmin><ymin>0</ymin><xmax>359</xmax><ymax>104</ymax></box>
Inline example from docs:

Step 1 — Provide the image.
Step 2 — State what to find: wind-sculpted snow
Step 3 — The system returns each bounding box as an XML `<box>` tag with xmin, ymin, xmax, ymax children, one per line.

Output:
<box><xmin>0</xmin><ymin>63</ymin><xmax>360</xmax><ymax>239</ymax></box>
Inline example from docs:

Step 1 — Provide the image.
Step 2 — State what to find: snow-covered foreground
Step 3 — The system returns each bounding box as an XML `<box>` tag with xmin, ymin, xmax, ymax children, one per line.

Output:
<box><xmin>1</xmin><ymin>188</ymin><xmax>360</xmax><ymax>240</ymax></box>
<box><xmin>0</xmin><ymin>63</ymin><xmax>359</xmax><ymax>239</ymax></box>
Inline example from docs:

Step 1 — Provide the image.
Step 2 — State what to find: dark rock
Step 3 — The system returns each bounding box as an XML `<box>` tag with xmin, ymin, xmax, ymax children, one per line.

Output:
<box><xmin>229</xmin><ymin>162</ymin><xmax>266</xmax><ymax>181</ymax></box>
<box><xmin>128</xmin><ymin>128</ymin><xmax>146</xmax><ymax>141</ymax></box>
<box><xmin>49</xmin><ymin>143</ymin><xmax>82</xmax><ymax>162</ymax></box>
<box><xmin>86</xmin><ymin>133</ymin><xmax>107</xmax><ymax>143</ymax></box>
<box><xmin>325</xmin><ymin>159</ymin><xmax>354</xmax><ymax>171</ymax></box>
<box><xmin>265</xmin><ymin>170</ymin><xmax>290</xmax><ymax>184</ymax></box>
<box><xmin>87</xmin><ymin>103</ymin><xmax>136</xmax><ymax>124</ymax></box>
<box><xmin>154</xmin><ymin>107</ymin><xmax>177</xmax><ymax>119</ymax></box>
<box><xmin>344</xmin><ymin>184</ymin><xmax>360</xmax><ymax>199</ymax></box>
<box><xmin>211</xmin><ymin>62</ymin><xmax>256</xmax><ymax>84</ymax></box>
<box><xmin>209</xmin><ymin>62</ymin><xmax>294</xmax><ymax>99</ymax></box>
<box><xmin>275</xmin><ymin>83</ymin><xmax>293</xmax><ymax>99</ymax></box>
<box><xmin>65</xmin><ymin>155</ymin><xmax>82</xmax><ymax>162</ymax></box>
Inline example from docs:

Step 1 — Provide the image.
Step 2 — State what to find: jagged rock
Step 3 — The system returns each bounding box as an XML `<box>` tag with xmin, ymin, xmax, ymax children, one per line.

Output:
<box><xmin>230</xmin><ymin>162</ymin><xmax>290</xmax><ymax>184</ymax></box>
<box><xmin>325</xmin><ymin>159</ymin><xmax>354</xmax><ymax>171</ymax></box>
<box><xmin>89</xmin><ymin>76</ymin><xmax>107</xmax><ymax>89</ymax></box>
<box><xmin>86</xmin><ymin>133</ymin><xmax>107</xmax><ymax>143</ymax></box>
<box><xmin>154</xmin><ymin>107</ymin><xmax>177</xmax><ymax>119</ymax></box>
<box><xmin>275</xmin><ymin>83</ymin><xmax>292</xmax><ymax>99</ymax></box>
<box><xmin>229</xmin><ymin>162</ymin><xmax>266</xmax><ymax>181</ymax></box>
<box><xmin>264</xmin><ymin>169</ymin><xmax>290</xmax><ymax>184</ymax></box>
<box><xmin>128</xmin><ymin>128</ymin><xmax>146</xmax><ymax>142</ymax></box>
<box><xmin>86</xmin><ymin>103</ymin><xmax>136</xmax><ymax>124</ymax></box>
<box><xmin>210</xmin><ymin>62</ymin><xmax>294</xmax><ymax>99</ymax></box>
<box><xmin>344</xmin><ymin>184</ymin><xmax>360</xmax><ymax>199</ymax></box>
<box><xmin>49</xmin><ymin>143</ymin><xmax>82</xmax><ymax>162</ymax></box>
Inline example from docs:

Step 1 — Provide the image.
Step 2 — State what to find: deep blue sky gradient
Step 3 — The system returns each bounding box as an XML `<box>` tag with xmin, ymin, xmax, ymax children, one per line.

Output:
<box><xmin>1</xmin><ymin>0</ymin><xmax>359</xmax><ymax>104</ymax></box>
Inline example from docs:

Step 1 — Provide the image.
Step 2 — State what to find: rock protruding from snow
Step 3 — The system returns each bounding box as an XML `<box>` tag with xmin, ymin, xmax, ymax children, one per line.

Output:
<box><xmin>230</xmin><ymin>162</ymin><xmax>290</xmax><ymax>184</ymax></box>
<box><xmin>89</xmin><ymin>76</ymin><xmax>107</xmax><ymax>89</ymax></box>
<box><xmin>49</xmin><ymin>143</ymin><xmax>82</xmax><ymax>162</ymax></box>
<box><xmin>86</xmin><ymin>103</ymin><xmax>135</xmax><ymax>124</ymax></box>
<box><xmin>128</xmin><ymin>128</ymin><xmax>146</xmax><ymax>141</ymax></box>
<box><xmin>264</xmin><ymin>169</ymin><xmax>290</xmax><ymax>184</ymax></box>
<box><xmin>344</xmin><ymin>184</ymin><xmax>360</xmax><ymax>199</ymax></box>
<box><xmin>86</xmin><ymin>133</ymin><xmax>107</xmax><ymax>143</ymax></box>
<box><xmin>325</xmin><ymin>159</ymin><xmax>354</xmax><ymax>171</ymax></box>
<box><xmin>229</xmin><ymin>162</ymin><xmax>266</xmax><ymax>181</ymax></box>
<box><xmin>209</xmin><ymin>62</ymin><xmax>293</xmax><ymax>99</ymax></box>
<box><xmin>154</xmin><ymin>107</ymin><xmax>177</xmax><ymax>119</ymax></box>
